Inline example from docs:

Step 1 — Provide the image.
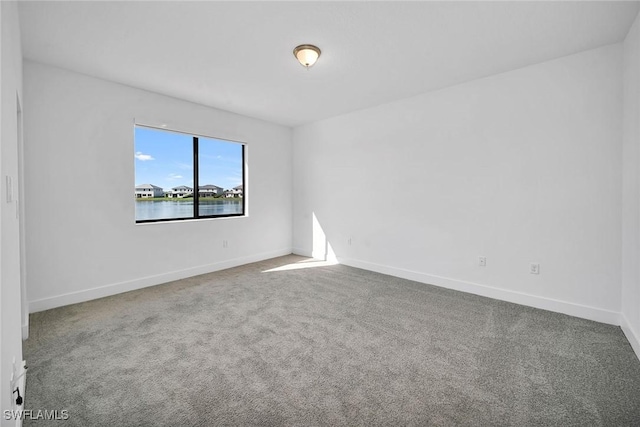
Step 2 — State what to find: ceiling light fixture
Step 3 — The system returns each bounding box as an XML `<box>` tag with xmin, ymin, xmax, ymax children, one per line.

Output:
<box><xmin>293</xmin><ymin>44</ymin><xmax>321</xmax><ymax>69</ymax></box>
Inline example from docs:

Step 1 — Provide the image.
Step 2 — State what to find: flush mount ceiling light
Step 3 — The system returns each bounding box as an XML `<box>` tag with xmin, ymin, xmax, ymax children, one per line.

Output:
<box><xmin>293</xmin><ymin>44</ymin><xmax>321</xmax><ymax>69</ymax></box>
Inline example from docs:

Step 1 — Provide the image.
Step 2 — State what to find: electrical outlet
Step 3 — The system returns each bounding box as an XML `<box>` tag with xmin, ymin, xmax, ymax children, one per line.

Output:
<box><xmin>348</xmin><ymin>237</ymin><xmax>352</xmax><ymax>246</ymax></box>
<box><xmin>530</xmin><ymin>263</ymin><xmax>540</xmax><ymax>274</ymax></box>
<box><xmin>479</xmin><ymin>256</ymin><xmax>486</xmax><ymax>267</ymax></box>
<box><xmin>222</xmin><ymin>240</ymin><xmax>228</xmax><ymax>248</ymax></box>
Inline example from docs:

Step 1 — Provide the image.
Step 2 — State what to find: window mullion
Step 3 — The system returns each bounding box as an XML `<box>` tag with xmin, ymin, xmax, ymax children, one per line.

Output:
<box><xmin>242</xmin><ymin>145</ymin><xmax>246</xmax><ymax>216</ymax></box>
<box><xmin>193</xmin><ymin>136</ymin><xmax>199</xmax><ymax>218</ymax></box>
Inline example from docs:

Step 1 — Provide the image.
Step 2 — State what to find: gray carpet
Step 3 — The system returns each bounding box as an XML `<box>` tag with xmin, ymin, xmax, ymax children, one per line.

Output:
<box><xmin>23</xmin><ymin>255</ymin><xmax>640</xmax><ymax>426</ymax></box>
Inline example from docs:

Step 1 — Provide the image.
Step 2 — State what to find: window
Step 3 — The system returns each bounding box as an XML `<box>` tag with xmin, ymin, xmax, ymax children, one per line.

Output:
<box><xmin>134</xmin><ymin>125</ymin><xmax>245</xmax><ymax>223</ymax></box>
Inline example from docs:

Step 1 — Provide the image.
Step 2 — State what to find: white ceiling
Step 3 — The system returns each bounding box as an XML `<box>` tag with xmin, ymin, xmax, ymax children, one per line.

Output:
<box><xmin>18</xmin><ymin>1</ymin><xmax>640</xmax><ymax>127</ymax></box>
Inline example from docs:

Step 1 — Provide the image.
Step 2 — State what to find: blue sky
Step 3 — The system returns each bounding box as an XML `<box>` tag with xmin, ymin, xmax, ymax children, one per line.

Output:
<box><xmin>134</xmin><ymin>126</ymin><xmax>243</xmax><ymax>191</ymax></box>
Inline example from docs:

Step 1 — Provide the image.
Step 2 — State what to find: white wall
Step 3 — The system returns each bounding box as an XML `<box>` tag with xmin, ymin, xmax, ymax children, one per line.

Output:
<box><xmin>1</xmin><ymin>1</ymin><xmax>24</xmax><ymax>424</ymax></box>
<box><xmin>622</xmin><ymin>11</ymin><xmax>640</xmax><ymax>358</ymax></box>
<box><xmin>293</xmin><ymin>44</ymin><xmax>623</xmax><ymax>325</ymax></box>
<box><xmin>24</xmin><ymin>61</ymin><xmax>292</xmax><ymax>311</ymax></box>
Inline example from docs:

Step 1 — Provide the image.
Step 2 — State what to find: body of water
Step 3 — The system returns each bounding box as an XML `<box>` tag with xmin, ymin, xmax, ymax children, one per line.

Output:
<box><xmin>136</xmin><ymin>199</ymin><xmax>243</xmax><ymax>221</ymax></box>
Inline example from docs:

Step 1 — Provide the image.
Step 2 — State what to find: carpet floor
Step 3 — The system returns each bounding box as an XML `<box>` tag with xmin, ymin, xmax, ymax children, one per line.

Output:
<box><xmin>23</xmin><ymin>255</ymin><xmax>640</xmax><ymax>426</ymax></box>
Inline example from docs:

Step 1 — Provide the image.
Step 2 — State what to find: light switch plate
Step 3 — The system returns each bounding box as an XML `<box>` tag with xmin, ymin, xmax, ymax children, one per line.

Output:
<box><xmin>5</xmin><ymin>176</ymin><xmax>13</xmax><ymax>203</ymax></box>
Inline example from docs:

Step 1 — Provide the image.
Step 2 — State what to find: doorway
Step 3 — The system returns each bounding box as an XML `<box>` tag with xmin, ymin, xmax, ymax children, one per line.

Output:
<box><xmin>17</xmin><ymin>94</ymin><xmax>28</xmax><ymax>339</ymax></box>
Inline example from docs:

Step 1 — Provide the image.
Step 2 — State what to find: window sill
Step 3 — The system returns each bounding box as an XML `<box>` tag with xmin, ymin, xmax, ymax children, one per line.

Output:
<box><xmin>135</xmin><ymin>214</ymin><xmax>248</xmax><ymax>226</ymax></box>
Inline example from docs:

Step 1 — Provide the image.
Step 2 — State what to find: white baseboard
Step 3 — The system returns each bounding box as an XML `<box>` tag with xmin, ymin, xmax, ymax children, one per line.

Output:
<box><xmin>292</xmin><ymin>247</ymin><xmax>313</xmax><ymax>258</ymax></box>
<box><xmin>29</xmin><ymin>248</ymin><xmax>292</xmax><ymax>313</ymax></box>
<box><xmin>338</xmin><ymin>257</ymin><xmax>621</xmax><ymax>326</ymax></box>
<box><xmin>620</xmin><ymin>313</ymin><xmax>640</xmax><ymax>361</ymax></box>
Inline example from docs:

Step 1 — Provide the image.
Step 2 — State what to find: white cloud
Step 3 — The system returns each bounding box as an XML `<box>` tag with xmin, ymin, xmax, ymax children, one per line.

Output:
<box><xmin>167</xmin><ymin>173</ymin><xmax>183</xmax><ymax>181</ymax></box>
<box><xmin>135</xmin><ymin>152</ymin><xmax>154</xmax><ymax>161</ymax></box>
